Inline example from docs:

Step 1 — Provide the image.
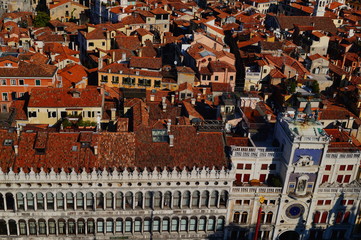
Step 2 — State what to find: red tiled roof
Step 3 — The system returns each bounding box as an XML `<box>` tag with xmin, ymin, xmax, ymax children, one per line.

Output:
<box><xmin>129</xmin><ymin>56</ymin><xmax>162</xmax><ymax>70</ymax></box>
<box><xmin>28</xmin><ymin>88</ymin><xmax>102</xmax><ymax>108</ymax></box>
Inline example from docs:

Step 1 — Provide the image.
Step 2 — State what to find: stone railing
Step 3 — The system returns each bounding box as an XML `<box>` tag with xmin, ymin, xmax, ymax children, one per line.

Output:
<box><xmin>318</xmin><ymin>187</ymin><xmax>361</xmax><ymax>193</ymax></box>
<box><xmin>231</xmin><ymin>146</ymin><xmax>282</xmax><ymax>158</ymax></box>
<box><xmin>232</xmin><ymin>186</ymin><xmax>282</xmax><ymax>194</ymax></box>
<box><xmin>325</xmin><ymin>153</ymin><xmax>361</xmax><ymax>159</ymax></box>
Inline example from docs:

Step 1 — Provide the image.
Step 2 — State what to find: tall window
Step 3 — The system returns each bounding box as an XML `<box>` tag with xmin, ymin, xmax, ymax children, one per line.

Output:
<box><xmin>29</xmin><ymin>220</ymin><xmax>36</xmax><ymax>235</ymax></box>
<box><xmin>164</xmin><ymin>192</ymin><xmax>171</xmax><ymax>208</ymax></box>
<box><xmin>210</xmin><ymin>191</ymin><xmax>218</xmax><ymax>207</ymax></box>
<box><xmin>192</xmin><ymin>191</ymin><xmax>200</xmax><ymax>207</ymax></box>
<box><xmin>38</xmin><ymin>219</ymin><xmax>46</xmax><ymax>235</ymax></box>
<box><xmin>106</xmin><ymin>192</ymin><xmax>113</xmax><ymax>209</ymax></box>
<box><xmin>266</xmin><ymin>212</ymin><xmax>273</xmax><ymax>224</ymax></box>
<box><xmin>27</xmin><ymin>193</ymin><xmax>34</xmax><ymax>210</ymax></box>
<box><xmin>115</xmin><ymin>219</ymin><xmax>123</xmax><ymax>233</ymax></box>
<box><xmin>56</xmin><ymin>193</ymin><xmax>64</xmax><ymax>210</ymax></box>
<box><xmin>220</xmin><ymin>191</ymin><xmax>228</xmax><ymax>207</ymax></box>
<box><xmin>207</xmin><ymin>217</ymin><xmax>215</xmax><ymax>231</ymax></box>
<box><xmin>125</xmin><ymin>192</ymin><xmax>133</xmax><ymax>209</ymax></box>
<box><xmin>66</xmin><ymin>192</ymin><xmax>74</xmax><ymax>209</ymax></box>
<box><xmin>58</xmin><ymin>219</ymin><xmax>66</xmax><ymax>235</ymax></box>
<box><xmin>106</xmin><ymin>219</ymin><xmax>113</xmax><ymax>233</ymax></box>
<box><xmin>87</xmin><ymin>219</ymin><xmax>95</xmax><ymax>234</ymax></box>
<box><xmin>68</xmin><ymin>219</ymin><xmax>75</xmax><ymax>234</ymax></box>
<box><xmin>171</xmin><ymin>218</ymin><xmax>179</xmax><ymax>232</ymax></box>
<box><xmin>189</xmin><ymin>218</ymin><xmax>196</xmax><ymax>231</ymax></box>
<box><xmin>180</xmin><ymin>218</ymin><xmax>187</xmax><ymax>231</ymax></box>
<box><xmin>201</xmin><ymin>191</ymin><xmax>209</xmax><ymax>207</ymax></box>
<box><xmin>216</xmin><ymin>217</ymin><xmax>224</xmax><ymax>231</ymax></box>
<box><xmin>97</xmin><ymin>219</ymin><xmax>104</xmax><ymax>233</ymax></box>
<box><xmin>135</xmin><ymin>192</ymin><xmax>143</xmax><ymax>208</ymax></box>
<box><xmin>153</xmin><ymin>218</ymin><xmax>160</xmax><ymax>232</ymax></box>
<box><xmin>145</xmin><ymin>192</ymin><xmax>152</xmax><ymax>208</ymax></box>
<box><xmin>46</xmin><ymin>193</ymin><xmax>54</xmax><ymax>210</ymax></box>
<box><xmin>233</xmin><ymin>212</ymin><xmax>240</xmax><ymax>223</ymax></box>
<box><xmin>134</xmin><ymin>218</ymin><xmax>141</xmax><ymax>232</ymax></box>
<box><xmin>198</xmin><ymin>217</ymin><xmax>206</xmax><ymax>231</ymax></box>
<box><xmin>76</xmin><ymin>192</ymin><xmax>84</xmax><ymax>209</ymax></box>
<box><xmin>96</xmin><ymin>192</ymin><xmax>104</xmax><ymax>209</ymax></box>
<box><xmin>86</xmin><ymin>193</ymin><xmax>94</xmax><ymax>209</ymax></box>
<box><xmin>173</xmin><ymin>191</ymin><xmax>181</xmax><ymax>208</ymax></box>
<box><xmin>19</xmin><ymin>220</ymin><xmax>26</xmax><ymax>235</ymax></box>
<box><xmin>115</xmin><ymin>192</ymin><xmax>123</xmax><ymax>209</ymax></box>
<box><xmin>154</xmin><ymin>192</ymin><xmax>161</xmax><ymax>208</ymax></box>
<box><xmin>125</xmin><ymin>218</ymin><xmax>132</xmax><ymax>233</ymax></box>
<box><xmin>241</xmin><ymin>212</ymin><xmax>248</xmax><ymax>224</ymax></box>
<box><xmin>183</xmin><ymin>191</ymin><xmax>190</xmax><ymax>208</ymax></box>
<box><xmin>78</xmin><ymin>219</ymin><xmax>85</xmax><ymax>234</ymax></box>
<box><xmin>162</xmin><ymin>218</ymin><xmax>169</xmax><ymax>232</ymax></box>
<box><xmin>16</xmin><ymin>193</ymin><xmax>24</xmax><ymax>210</ymax></box>
<box><xmin>48</xmin><ymin>219</ymin><xmax>56</xmax><ymax>234</ymax></box>
<box><xmin>144</xmin><ymin>218</ymin><xmax>151</xmax><ymax>232</ymax></box>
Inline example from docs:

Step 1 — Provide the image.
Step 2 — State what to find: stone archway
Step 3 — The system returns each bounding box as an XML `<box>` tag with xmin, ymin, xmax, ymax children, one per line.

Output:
<box><xmin>279</xmin><ymin>230</ymin><xmax>300</xmax><ymax>240</ymax></box>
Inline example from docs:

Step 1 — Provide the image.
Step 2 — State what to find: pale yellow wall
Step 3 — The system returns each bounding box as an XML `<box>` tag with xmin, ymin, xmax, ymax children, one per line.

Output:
<box><xmin>99</xmin><ymin>72</ymin><xmax>163</xmax><ymax>90</ymax></box>
<box><xmin>50</xmin><ymin>2</ymin><xmax>88</xmax><ymax>22</ymax></box>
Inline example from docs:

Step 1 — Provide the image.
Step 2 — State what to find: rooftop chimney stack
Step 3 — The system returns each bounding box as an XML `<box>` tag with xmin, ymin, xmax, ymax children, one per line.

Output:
<box><xmin>14</xmin><ymin>145</ymin><xmax>18</xmax><ymax>155</ymax></box>
<box><xmin>191</xmin><ymin>98</ymin><xmax>196</xmax><ymax>105</ymax></box>
<box><xmin>150</xmin><ymin>95</ymin><xmax>155</xmax><ymax>101</ymax></box>
<box><xmin>111</xmin><ymin>108</ymin><xmax>116</xmax><ymax>121</ymax></box>
<box><xmin>169</xmin><ymin>135</ymin><xmax>174</xmax><ymax>147</ymax></box>
<box><xmin>94</xmin><ymin>145</ymin><xmax>98</xmax><ymax>155</ymax></box>
<box><xmin>171</xmin><ymin>94</ymin><xmax>175</xmax><ymax>104</ymax></box>
<box><xmin>167</xmin><ymin>119</ymin><xmax>171</xmax><ymax>132</ymax></box>
<box><xmin>162</xmin><ymin>97</ymin><xmax>167</xmax><ymax>112</ymax></box>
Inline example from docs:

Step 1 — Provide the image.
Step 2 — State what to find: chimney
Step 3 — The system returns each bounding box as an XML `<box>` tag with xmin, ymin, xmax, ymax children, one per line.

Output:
<box><xmin>162</xmin><ymin>97</ymin><xmax>167</xmax><ymax>112</ymax></box>
<box><xmin>167</xmin><ymin>119</ymin><xmax>171</xmax><ymax>132</ymax></box>
<box><xmin>121</xmin><ymin>53</ymin><xmax>126</xmax><ymax>62</ymax></box>
<box><xmin>171</xmin><ymin>94</ymin><xmax>175</xmax><ymax>104</ymax></box>
<box><xmin>111</xmin><ymin>108</ymin><xmax>116</xmax><ymax>121</ymax></box>
<box><xmin>94</xmin><ymin>145</ymin><xmax>98</xmax><ymax>155</ymax></box>
<box><xmin>202</xmin><ymin>88</ymin><xmax>207</xmax><ymax>95</ymax></box>
<box><xmin>150</xmin><ymin>95</ymin><xmax>155</xmax><ymax>101</ymax></box>
<box><xmin>14</xmin><ymin>145</ymin><xmax>18</xmax><ymax>155</ymax></box>
<box><xmin>191</xmin><ymin>98</ymin><xmax>196</xmax><ymax>105</ymax></box>
<box><xmin>98</xmin><ymin>57</ymin><xmax>103</xmax><ymax>69</ymax></box>
<box><xmin>169</xmin><ymin>135</ymin><xmax>174</xmax><ymax>147</ymax></box>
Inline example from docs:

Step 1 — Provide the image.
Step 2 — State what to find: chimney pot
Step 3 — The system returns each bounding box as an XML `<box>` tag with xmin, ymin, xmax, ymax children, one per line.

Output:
<box><xmin>169</xmin><ymin>135</ymin><xmax>174</xmax><ymax>147</ymax></box>
<box><xmin>94</xmin><ymin>146</ymin><xmax>98</xmax><ymax>155</ymax></box>
<box><xmin>14</xmin><ymin>145</ymin><xmax>18</xmax><ymax>155</ymax></box>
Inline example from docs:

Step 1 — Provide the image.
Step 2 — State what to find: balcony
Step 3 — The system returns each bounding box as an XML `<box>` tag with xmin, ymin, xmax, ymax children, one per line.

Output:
<box><xmin>325</xmin><ymin>152</ymin><xmax>361</xmax><ymax>159</ymax></box>
<box><xmin>232</xmin><ymin>186</ymin><xmax>282</xmax><ymax>194</ymax></box>
<box><xmin>230</xmin><ymin>146</ymin><xmax>282</xmax><ymax>158</ymax></box>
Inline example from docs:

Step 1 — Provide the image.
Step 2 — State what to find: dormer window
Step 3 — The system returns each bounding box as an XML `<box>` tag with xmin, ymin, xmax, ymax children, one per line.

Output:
<box><xmin>5</xmin><ymin>63</ymin><xmax>12</xmax><ymax>67</ymax></box>
<box><xmin>3</xmin><ymin>139</ymin><xmax>13</xmax><ymax>146</ymax></box>
<box><xmin>152</xmin><ymin>129</ymin><xmax>168</xmax><ymax>142</ymax></box>
<box><xmin>71</xmin><ymin>91</ymin><xmax>81</xmax><ymax>98</ymax></box>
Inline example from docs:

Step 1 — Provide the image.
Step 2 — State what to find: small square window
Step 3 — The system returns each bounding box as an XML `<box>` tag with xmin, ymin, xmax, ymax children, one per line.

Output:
<box><xmin>245</xmin><ymin>164</ymin><xmax>252</xmax><ymax>170</ymax></box>
<box><xmin>35</xmin><ymin>80</ymin><xmax>41</xmax><ymax>86</ymax></box>
<box><xmin>325</xmin><ymin>165</ymin><xmax>331</xmax><ymax>171</ymax></box>
<box><xmin>215</xmin><ymin>76</ymin><xmax>219</xmax><ymax>81</ymax></box>
<box><xmin>339</xmin><ymin>165</ymin><xmax>346</xmax><ymax>171</ymax></box>
<box><xmin>3</xmin><ymin>139</ymin><xmax>13</xmax><ymax>146</ymax></box>
<box><xmin>237</xmin><ymin>164</ymin><xmax>243</xmax><ymax>169</ymax></box>
<box><xmin>261</xmin><ymin>164</ymin><xmax>268</xmax><ymax>170</ymax></box>
<box><xmin>72</xmin><ymin>146</ymin><xmax>78</xmax><ymax>151</ymax></box>
<box><xmin>19</xmin><ymin>79</ymin><xmax>24</xmax><ymax>85</ymax></box>
<box><xmin>317</xmin><ymin>200</ymin><xmax>324</xmax><ymax>205</ymax></box>
<box><xmin>325</xmin><ymin>200</ymin><xmax>331</xmax><ymax>205</ymax></box>
<box><xmin>243</xmin><ymin>200</ymin><xmax>250</xmax><ymax>205</ymax></box>
<box><xmin>235</xmin><ymin>200</ymin><xmax>241</xmax><ymax>205</ymax></box>
<box><xmin>347</xmin><ymin>165</ymin><xmax>353</xmax><ymax>171</ymax></box>
<box><xmin>1</xmin><ymin>80</ymin><xmax>6</xmax><ymax>85</ymax></box>
<box><xmin>10</xmin><ymin>79</ymin><xmax>16</xmax><ymax>85</ymax></box>
<box><xmin>348</xmin><ymin>200</ymin><xmax>354</xmax><ymax>205</ymax></box>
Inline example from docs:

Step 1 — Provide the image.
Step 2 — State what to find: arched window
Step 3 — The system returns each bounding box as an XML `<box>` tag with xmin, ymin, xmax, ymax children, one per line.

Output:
<box><xmin>96</xmin><ymin>192</ymin><xmax>104</xmax><ymax>209</ymax></box>
<box><xmin>192</xmin><ymin>191</ymin><xmax>200</xmax><ymax>207</ymax></box>
<box><xmin>164</xmin><ymin>191</ymin><xmax>171</xmax><ymax>208</ymax></box>
<box><xmin>153</xmin><ymin>217</ymin><xmax>160</xmax><ymax>232</ymax></box>
<box><xmin>16</xmin><ymin>193</ymin><xmax>24</xmax><ymax>210</ymax></box>
<box><xmin>115</xmin><ymin>192</ymin><xmax>123</xmax><ymax>209</ymax></box>
<box><xmin>29</xmin><ymin>219</ymin><xmax>37</xmax><ymax>235</ymax></box>
<box><xmin>135</xmin><ymin>192</ymin><xmax>143</xmax><ymax>208</ymax></box>
<box><xmin>8</xmin><ymin>220</ymin><xmax>17</xmax><ymax>235</ymax></box>
<box><xmin>46</xmin><ymin>193</ymin><xmax>54</xmax><ymax>210</ymax></box>
<box><xmin>56</xmin><ymin>193</ymin><xmax>64</xmax><ymax>210</ymax></box>
<box><xmin>48</xmin><ymin>219</ymin><xmax>56</xmax><ymax>235</ymax></box>
<box><xmin>19</xmin><ymin>220</ymin><xmax>27</xmax><ymax>235</ymax></box>
<box><xmin>86</xmin><ymin>193</ymin><xmax>94</xmax><ymax>209</ymax></box>
<box><xmin>216</xmin><ymin>217</ymin><xmax>225</xmax><ymax>231</ymax></box>
<box><xmin>5</xmin><ymin>193</ymin><xmax>14</xmax><ymax>210</ymax></box>
<box><xmin>201</xmin><ymin>191</ymin><xmax>209</xmax><ymax>207</ymax></box>
<box><xmin>125</xmin><ymin>218</ymin><xmax>132</xmax><ymax>233</ymax></box>
<box><xmin>207</xmin><ymin>217</ymin><xmax>216</xmax><ymax>231</ymax></box>
<box><xmin>106</xmin><ymin>192</ymin><xmax>113</xmax><ymax>209</ymax></box>
<box><xmin>171</xmin><ymin>217</ymin><xmax>179</xmax><ymax>232</ymax></box>
<box><xmin>220</xmin><ymin>191</ymin><xmax>228</xmax><ymax>207</ymax></box>
<box><xmin>266</xmin><ymin>212</ymin><xmax>273</xmax><ymax>224</ymax></box>
<box><xmin>68</xmin><ymin>219</ymin><xmax>75</xmax><ymax>234</ymax></box>
<box><xmin>134</xmin><ymin>218</ymin><xmax>142</xmax><ymax>232</ymax></box>
<box><xmin>106</xmin><ymin>219</ymin><xmax>113</xmax><ymax>233</ymax></box>
<box><xmin>97</xmin><ymin>219</ymin><xmax>104</xmax><ymax>233</ymax></box>
<box><xmin>38</xmin><ymin>219</ymin><xmax>46</xmax><ymax>235</ymax></box>
<box><xmin>233</xmin><ymin>212</ymin><xmax>240</xmax><ymax>223</ymax></box>
<box><xmin>162</xmin><ymin>217</ymin><xmax>169</xmax><ymax>232</ymax></box>
<box><xmin>198</xmin><ymin>216</ymin><xmax>206</xmax><ymax>231</ymax></box>
<box><xmin>66</xmin><ymin>192</ymin><xmax>74</xmax><ymax>209</ymax></box>
<box><xmin>173</xmin><ymin>191</ymin><xmax>181</xmax><ymax>208</ymax></box>
<box><xmin>320</xmin><ymin>211</ymin><xmax>328</xmax><ymax>223</ymax></box>
<box><xmin>180</xmin><ymin>217</ymin><xmax>188</xmax><ymax>231</ymax></box>
<box><xmin>154</xmin><ymin>192</ymin><xmax>162</xmax><ymax>208</ymax></box>
<box><xmin>58</xmin><ymin>219</ymin><xmax>66</xmax><ymax>235</ymax></box>
<box><xmin>27</xmin><ymin>193</ymin><xmax>34</xmax><ymax>210</ymax></box>
<box><xmin>343</xmin><ymin>211</ymin><xmax>350</xmax><ymax>223</ymax></box>
<box><xmin>115</xmin><ymin>218</ymin><xmax>123</xmax><ymax>233</ymax></box>
<box><xmin>241</xmin><ymin>212</ymin><xmax>248</xmax><ymax>224</ymax></box>
<box><xmin>313</xmin><ymin>211</ymin><xmax>321</xmax><ymax>223</ymax></box>
<box><xmin>210</xmin><ymin>191</ymin><xmax>218</xmax><ymax>207</ymax></box>
<box><xmin>78</xmin><ymin>219</ymin><xmax>85</xmax><ymax>234</ymax></box>
<box><xmin>145</xmin><ymin>192</ymin><xmax>152</xmax><ymax>208</ymax></box>
<box><xmin>76</xmin><ymin>192</ymin><xmax>84</xmax><ymax>209</ymax></box>
<box><xmin>0</xmin><ymin>220</ymin><xmax>6</xmax><ymax>235</ymax></box>
<box><xmin>125</xmin><ymin>192</ymin><xmax>133</xmax><ymax>209</ymax></box>
<box><xmin>87</xmin><ymin>219</ymin><xmax>95</xmax><ymax>234</ymax></box>
<box><xmin>183</xmin><ymin>191</ymin><xmax>191</xmax><ymax>208</ymax></box>
<box><xmin>189</xmin><ymin>217</ymin><xmax>197</xmax><ymax>232</ymax></box>
<box><xmin>144</xmin><ymin>218</ymin><xmax>151</xmax><ymax>232</ymax></box>
<box><xmin>0</xmin><ymin>194</ymin><xmax>4</xmax><ymax>210</ymax></box>
<box><xmin>36</xmin><ymin>193</ymin><xmax>44</xmax><ymax>210</ymax></box>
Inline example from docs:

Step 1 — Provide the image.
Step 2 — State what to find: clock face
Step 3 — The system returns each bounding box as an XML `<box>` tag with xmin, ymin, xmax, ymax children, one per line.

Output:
<box><xmin>286</xmin><ymin>204</ymin><xmax>305</xmax><ymax>219</ymax></box>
